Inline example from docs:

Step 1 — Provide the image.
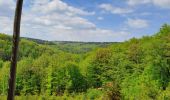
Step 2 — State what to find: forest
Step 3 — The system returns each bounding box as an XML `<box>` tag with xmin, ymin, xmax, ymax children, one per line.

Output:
<box><xmin>0</xmin><ymin>24</ymin><xmax>170</xmax><ymax>100</ymax></box>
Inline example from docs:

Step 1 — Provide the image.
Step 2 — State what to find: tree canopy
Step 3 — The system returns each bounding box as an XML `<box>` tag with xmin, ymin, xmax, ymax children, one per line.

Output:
<box><xmin>0</xmin><ymin>24</ymin><xmax>170</xmax><ymax>99</ymax></box>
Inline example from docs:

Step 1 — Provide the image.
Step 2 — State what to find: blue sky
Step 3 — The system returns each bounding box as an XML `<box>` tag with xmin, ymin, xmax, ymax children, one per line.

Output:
<box><xmin>0</xmin><ymin>0</ymin><xmax>170</xmax><ymax>42</ymax></box>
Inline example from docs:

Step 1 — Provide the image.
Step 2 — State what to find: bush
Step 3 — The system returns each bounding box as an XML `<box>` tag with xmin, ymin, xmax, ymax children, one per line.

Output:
<box><xmin>87</xmin><ymin>89</ymin><xmax>103</xmax><ymax>100</ymax></box>
<box><xmin>103</xmin><ymin>82</ymin><xmax>121</xmax><ymax>100</ymax></box>
<box><xmin>157</xmin><ymin>84</ymin><xmax>170</xmax><ymax>100</ymax></box>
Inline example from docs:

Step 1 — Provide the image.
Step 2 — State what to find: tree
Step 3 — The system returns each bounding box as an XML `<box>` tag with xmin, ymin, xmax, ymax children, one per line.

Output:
<box><xmin>87</xmin><ymin>48</ymin><xmax>112</xmax><ymax>88</ymax></box>
<box><xmin>66</xmin><ymin>62</ymin><xmax>87</xmax><ymax>93</ymax></box>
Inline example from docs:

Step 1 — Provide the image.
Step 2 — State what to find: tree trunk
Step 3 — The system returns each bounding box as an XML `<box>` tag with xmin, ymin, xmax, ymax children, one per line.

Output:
<box><xmin>7</xmin><ymin>0</ymin><xmax>23</xmax><ymax>100</ymax></box>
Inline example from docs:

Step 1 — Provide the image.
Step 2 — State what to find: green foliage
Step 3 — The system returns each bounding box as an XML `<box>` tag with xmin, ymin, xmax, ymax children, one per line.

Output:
<box><xmin>87</xmin><ymin>48</ymin><xmax>113</xmax><ymax>88</ymax></box>
<box><xmin>157</xmin><ymin>24</ymin><xmax>170</xmax><ymax>36</ymax></box>
<box><xmin>0</xmin><ymin>59</ymin><xmax>3</xmax><ymax>68</ymax></box>
<box><xmin>0</xmin><ymin>61</ymin><xmax>10</xmax><ymax>95</ymax></box>
<box><xmin>0</xmin><ymin>24</ymin><xmax>170</xmax><ymax>99</ymax></box>
<box><xmin>65</xmin><ymin>62</ymin><xmax>87</xmax><ymax>93</ymax></box>
<box><xmin>87</xmin><ymin>89</ymin><xmax>103</xmax><ymax>100</ymax></box>
<box><xmin>103</xmin><ymin>82</ymin><xmax>121</xmax><ymax>100</ymax></box>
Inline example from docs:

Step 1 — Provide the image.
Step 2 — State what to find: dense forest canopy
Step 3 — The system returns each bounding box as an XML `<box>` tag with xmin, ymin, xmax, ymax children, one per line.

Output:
<box><xmin>0</xmin><ymin>24</ymin><xmax>170</xmax><ymax>99</ymax></box>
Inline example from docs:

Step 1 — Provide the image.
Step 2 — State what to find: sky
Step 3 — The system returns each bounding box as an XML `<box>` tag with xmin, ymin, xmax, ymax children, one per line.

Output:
<box><xmin>0</xmin><ymin>0</ymin><xmax>170</xmax><ymax>42</ymax></box>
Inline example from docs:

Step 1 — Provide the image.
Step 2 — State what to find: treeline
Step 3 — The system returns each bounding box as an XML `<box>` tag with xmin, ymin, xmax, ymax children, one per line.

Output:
<box><xmin>0</xmin><ymin>24</ymin><xmax>170</xmax><ymax>99</ymax></box>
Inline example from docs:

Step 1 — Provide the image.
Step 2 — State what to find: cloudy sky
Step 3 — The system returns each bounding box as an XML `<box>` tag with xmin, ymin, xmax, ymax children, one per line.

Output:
<box><xmin>0</xmin><ymin>0</ymin><xmax>170</xmax><ymax>42</ymax></box>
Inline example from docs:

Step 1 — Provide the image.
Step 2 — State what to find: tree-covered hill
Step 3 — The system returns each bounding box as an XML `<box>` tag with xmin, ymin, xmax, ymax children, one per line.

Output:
<box><xmin>0</xmin><ymin>24</ymin><xmax>170</xmax><ymax>99</ymax></box>
<box><xmin>23</xmin><ymin>37</ymin><xmax>116</xmax><ymax>54</ymax></box>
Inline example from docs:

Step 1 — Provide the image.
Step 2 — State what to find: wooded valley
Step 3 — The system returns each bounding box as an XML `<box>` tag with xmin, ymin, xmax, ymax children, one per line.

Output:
<box><xmin>0</xmin><ymin>24</ymin><xmax>170</xmax><ymax>99</ymax></box>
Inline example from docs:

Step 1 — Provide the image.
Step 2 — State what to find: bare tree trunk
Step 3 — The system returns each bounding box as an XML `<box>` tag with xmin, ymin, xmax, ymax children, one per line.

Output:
<box><xmin>7</xmin><ymin>0</ymin><xmax>23</xmax><ymax>100</ymax></box>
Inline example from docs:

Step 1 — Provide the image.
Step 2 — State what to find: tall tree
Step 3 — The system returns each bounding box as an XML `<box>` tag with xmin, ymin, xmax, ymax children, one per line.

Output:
<box><xmin>7</xmin><ymin>0</ymin><xmax>23</xmax><ymax>100</ymax></box>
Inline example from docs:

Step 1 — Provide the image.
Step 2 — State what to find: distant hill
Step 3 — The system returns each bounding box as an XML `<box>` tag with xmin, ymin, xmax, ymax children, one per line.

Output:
<box><xmin>22</xmin><ymin>37</ymin><xmax>119</xmax><ymax>54</ymax></box>
<box><xmin>0</xmin><ymin>34</ymin><xmax>119</xmax><ymax>54</ymax></box>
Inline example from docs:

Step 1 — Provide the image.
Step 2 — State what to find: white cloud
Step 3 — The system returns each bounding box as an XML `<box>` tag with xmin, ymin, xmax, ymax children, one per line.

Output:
<box><xmin>31</xmin><ymin>0</ymin><xmax>95</xmax><ymax>16</ymax></box>
<box><xmin>97</xmin><ymin>17</ymin><xmax>103</xmax><ymax>20</ymax></box>
<box><xmin>126</xmin><ymin>18</ymin><xmax>149</xmax><ymax>29</ymax></box>
<box><xmin>0</xmin><ymin>0</ymin><xmax>15</xmax><ymax>16</ymax></box>
<box><xmin>153</xmin><ymin>0</ymin><xmax>170</xmax><ymax>9</ymax></box>
<box><xmin>127</xmin><ymin>0</ymin><xmax>170</xmax><ymax>9</ymax></box>
<box><xmin>127</xmin><ymin>0</ymin><xmax>151</xmax><ymax>6</ymax></box>
<box><xmin>0</xmin><ymin>0</ymin><xmax>131</xmax><ymax>42</ymax></box>
<box><xmin>0</xmin><ymin>0</ymin><xmax>15</xmax><ymax>9</ymax></box>
<box><xmin>0</xmin><ymin>16</ymin><xmax>13</xmax><ymax>34</ymax></box>
<box><xmin>99</xmin><ymin>4</ymin><xmax>133</xmax><ymax>14</ymax></box>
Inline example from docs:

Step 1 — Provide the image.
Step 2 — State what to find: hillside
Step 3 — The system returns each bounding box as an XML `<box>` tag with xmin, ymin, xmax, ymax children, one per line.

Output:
<box><xmin>0</xmin><ymin>33</ymin><xmax>114</xmax><ymax>61</ymax></box>
<box><xmin>23</xmin><ymin>37</ymin><xmax>116</xmax><ymax>54</ymax></box>
<box><xmin>0</xmin><ymin>24</ymin><xmax>170</xmax><ymax>99</ymax></box>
